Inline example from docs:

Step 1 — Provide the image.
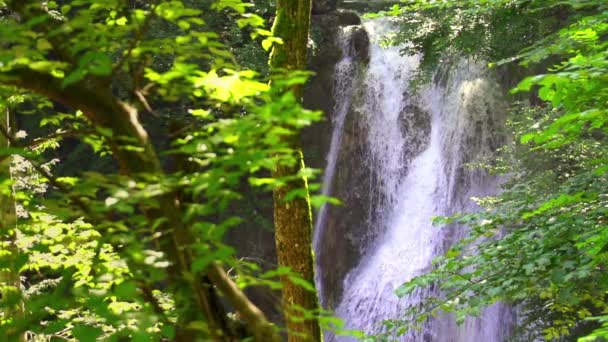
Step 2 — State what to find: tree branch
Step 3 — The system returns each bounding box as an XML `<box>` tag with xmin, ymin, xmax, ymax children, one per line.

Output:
<box><xmin>1</xmin><ymin>67</ymin><xmax>159</xmax><ymax>174</ymax></box>
<box><xmin>2</xmin><ymin>62</ymin><xmax>279</xmax><ymax>342</ymax></box>
<box><xmin>112</xmin><ymin>1</ymin><xmax>162</xmax><ymax>75</ymax></box>
<box><xmin>207</xmin><ymin>262</ymin><xmax>281</xmax><ymax>342</ymax></box>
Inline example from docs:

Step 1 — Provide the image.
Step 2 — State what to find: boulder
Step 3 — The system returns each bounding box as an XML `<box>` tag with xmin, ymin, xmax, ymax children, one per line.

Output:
<box><xmin>399</xmin><ymin>101</ymin><xmax>431</xmax><ymax>160</ymax></box>
<box><xmin>302</xmin><ymin>13</ymin><xmax>341</xmax><ymax>170</ymax></box>
<box><xmin>342</xmin><ymin>25</ymin><xmax>370</xmax><ymax>64</ymax></box>
<box><xmin>350</xmin><ymin>26</ymin><xmax>370</xmax><ymax>64</ymax></box>
<box><xmin>312</xmin><ymin>0</ymin><xmax>337</xmax><ymax>14</ymax></box>
<box><xmin>337</xmin><ymin>9</ymin><xmax>361</xmax><ymax>26</ymax></box>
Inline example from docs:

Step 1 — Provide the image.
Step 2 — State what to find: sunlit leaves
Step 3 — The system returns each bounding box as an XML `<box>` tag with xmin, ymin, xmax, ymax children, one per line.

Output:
<box><xmin>64</xmin><ymin>51</ymin><xmax>113</xmax><ymax>86</ymax></box>
<box><xmin>0</xmin><ymin>0</ymin><xmax>332</xmax><ymax>339</ymax></box>
<box><xmin>192</xmin><ymin>69</ymin><xmax>269</xmax><ymax>103</ymax></box>
<box><xmin>212</xmin><ymin>0</ymin><xmax>253</xmax><ymax>14</ymax></box>
<box><xmin>155</xmin><ymin>1</ymin><xmax>202</xmax><ymax>22</ymax></box>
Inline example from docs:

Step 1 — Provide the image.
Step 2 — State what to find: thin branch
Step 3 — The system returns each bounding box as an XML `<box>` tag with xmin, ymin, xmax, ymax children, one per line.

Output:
<box><xmin>26</xmin><ymin>129</ymin><xmax>96</xmax><ymax>149</ymax></box>
<box><xmin>134</xmin><ymin>89</ymin><xmax>159</xmax><ymax>117</ymax></box>
<box><xmin>1</xmin><ymin>66</ymin><xmax>160</xmax><ymax>174</ymax></box>
<box><xmin>206</xmin><ymin>262</ymin><xmax>281</xmax><ymax>342</ymax></box>
<box><xmin>112</xmin><ymin>1</ymin><xmax>161</xmax><ymax>75</ymax></box>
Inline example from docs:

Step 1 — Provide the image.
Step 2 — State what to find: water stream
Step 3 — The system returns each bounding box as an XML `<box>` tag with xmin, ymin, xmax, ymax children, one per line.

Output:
<box><xmin>315</xmin><ymin>17</ymin><xmax>514</xmax><ymax>341</ymax></box>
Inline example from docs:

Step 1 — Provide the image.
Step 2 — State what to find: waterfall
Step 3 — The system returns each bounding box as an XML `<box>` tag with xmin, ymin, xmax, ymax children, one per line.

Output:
<box><xmin>314</xmin><ymin>25</ymin><xmax>361</xmax><ymax>304</ymax></box>
<box><xmin>314</xmin><ymin>26</ymin><xmax>358</xmax><ymax>249</ymax></box>
<box><xmin>315</xmin><ymin>17</ymin><xmax>514</xmax><ymax>341</ymax></box>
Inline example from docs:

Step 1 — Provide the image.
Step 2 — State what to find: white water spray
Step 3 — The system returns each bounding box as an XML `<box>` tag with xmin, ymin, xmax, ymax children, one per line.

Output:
<box><xmin>315</xmin><ymin>18</ymin><xmax>513</xmax><ymax>341</ymax></box>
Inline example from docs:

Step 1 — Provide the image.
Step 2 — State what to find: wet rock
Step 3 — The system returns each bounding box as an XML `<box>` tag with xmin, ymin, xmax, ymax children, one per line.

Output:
<box><xmin>341</xmin><ymin>25</ymin><xmax>370</xmax><ymax>64</ymax></box>
<box><xmin>303</xmin><ymin>13</ymin><xmax>341</xmax><ymax>170</ymax></box>
<box><xmin>313</xmin><ymin>0</ymin><xmax>337</xmax><ymax>14</ymax></box>
<box><xmin>351</xmin><ymin>26</ymin><xmax>370</xmax><ymax>64</ymax></box>
<box><xmin>302</xmin><ymin>9</ymin><xmax>372</xmax><ymax>309</ymax></box>
<box><xmin>315</xmin><ymin>104</ymin><xmax>375</xmax><ymax>309</ymax></box>
<box><xmin>337</xmin><ymin>9</ymin><xmax>361</xmax><ymax>26</ymax></box>
<box><xmin>399</xmin><ymin>101</ymin><xmax>431</xmax><ymax>159</ymax></box>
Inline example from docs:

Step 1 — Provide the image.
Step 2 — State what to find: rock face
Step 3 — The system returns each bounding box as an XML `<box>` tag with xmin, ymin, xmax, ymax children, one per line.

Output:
<box><xmin>302</xmin><ymin>3</ymin><xmax>373</xmax><ymax>309</ymax></box>
<box><xmin>399</xmin><ymin>101</ymin><xmax>431</xmax><ymax>161</ymax></box>
<box><xmin>303</xmin><ymin>8</ymin><xmax>370</xmax><ymax>171</ymax></box>
<box><xmin>312</xmin><ymin>0</ymin><xmax>337</xmax><ymax>14</ymax></box>
<box><xmin>315</xmin><ymin>102</ymin><xmax>375</xmax><ymax>309</ymax></box>
<box><xmin>337</xmin><ymin>9</ymin><xmax>361</xmax><ymax>26</ymax></box>
<box><xmin>301</xmin><ymin>13</ymin><xmax>341</xmax><ymax>172</ymax></box>
<box><xmin>312</xmin><ymin>74</ymin><xmax>431</xmax><ymax>310</ymax></box>
<box><xmin>348</xmin><ymin>25</ymin><xmax>370</xmax><ymax>64</ymax></box>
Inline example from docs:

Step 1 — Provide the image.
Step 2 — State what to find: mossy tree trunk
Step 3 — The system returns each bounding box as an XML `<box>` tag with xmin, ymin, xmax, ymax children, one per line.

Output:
<box><xmin>270</xmin><ymin>1</ymin><xmax>322</xmax><ymax>341</ymax></box>
<box><xmin>0</xmin><ymin>107</ymin><xmax>25</xmax><ymax>342</ymax></box>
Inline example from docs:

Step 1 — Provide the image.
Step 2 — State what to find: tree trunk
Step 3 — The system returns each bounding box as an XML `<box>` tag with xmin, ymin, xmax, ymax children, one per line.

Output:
<box><xmin>270</xmin><ymin>1</ymin><xmax>322</xmax><ymax>341</ymax></box>
<box><xmin>0</xmin><ymin>107</ymin><xmax>25</xmax><ymax>342</ymax></box>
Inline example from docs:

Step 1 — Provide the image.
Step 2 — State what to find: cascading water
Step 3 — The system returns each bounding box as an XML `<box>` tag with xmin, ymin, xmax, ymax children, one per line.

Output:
<box><xmin>314</xmin><ymin>26</ymin><xmax>358</xmax><ymax>250</ymax></box>
<box><xmin>315</xmin><ymin>17</ymin><xmax>514</xmax><ymax>341</ymax></box>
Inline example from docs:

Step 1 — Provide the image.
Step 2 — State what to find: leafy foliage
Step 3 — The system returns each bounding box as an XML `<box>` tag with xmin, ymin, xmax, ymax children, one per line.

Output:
<box><xmin>0</xmin><ymin>0</ymin><xmax>336</xmax><ymax>340</ymax></box>
<box><xmin>385</xmin><ymin>0</ymin><xmax>598</xmax><ymax>87</ymax></box>
<box><xmin>378</xmin><ymin>0</ymin><xmax>608</xmax><ymax>340</ymax></box>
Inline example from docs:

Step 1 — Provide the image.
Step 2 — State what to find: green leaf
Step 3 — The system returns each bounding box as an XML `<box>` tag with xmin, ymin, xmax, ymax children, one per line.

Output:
<box><xmin>63</xmin><ymin>69</ymin><xmax>88</xmax><ymax>87</ymax></box>
<box><xmin>72</xmin><ymin>325</ymin><xmax>103</xmax><ymax>342</ymax></box>
<box><xmin>79</xmin><ymin>51</ymin><xmax>113</xmax><ymax>77</ymax></box>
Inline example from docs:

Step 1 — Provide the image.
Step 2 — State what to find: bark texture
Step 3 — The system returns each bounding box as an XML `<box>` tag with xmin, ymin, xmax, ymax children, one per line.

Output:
<box><xmin>270</xmin><ymin>0</ymin><xmax>322</xmax><ymax>341</ymax></box>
